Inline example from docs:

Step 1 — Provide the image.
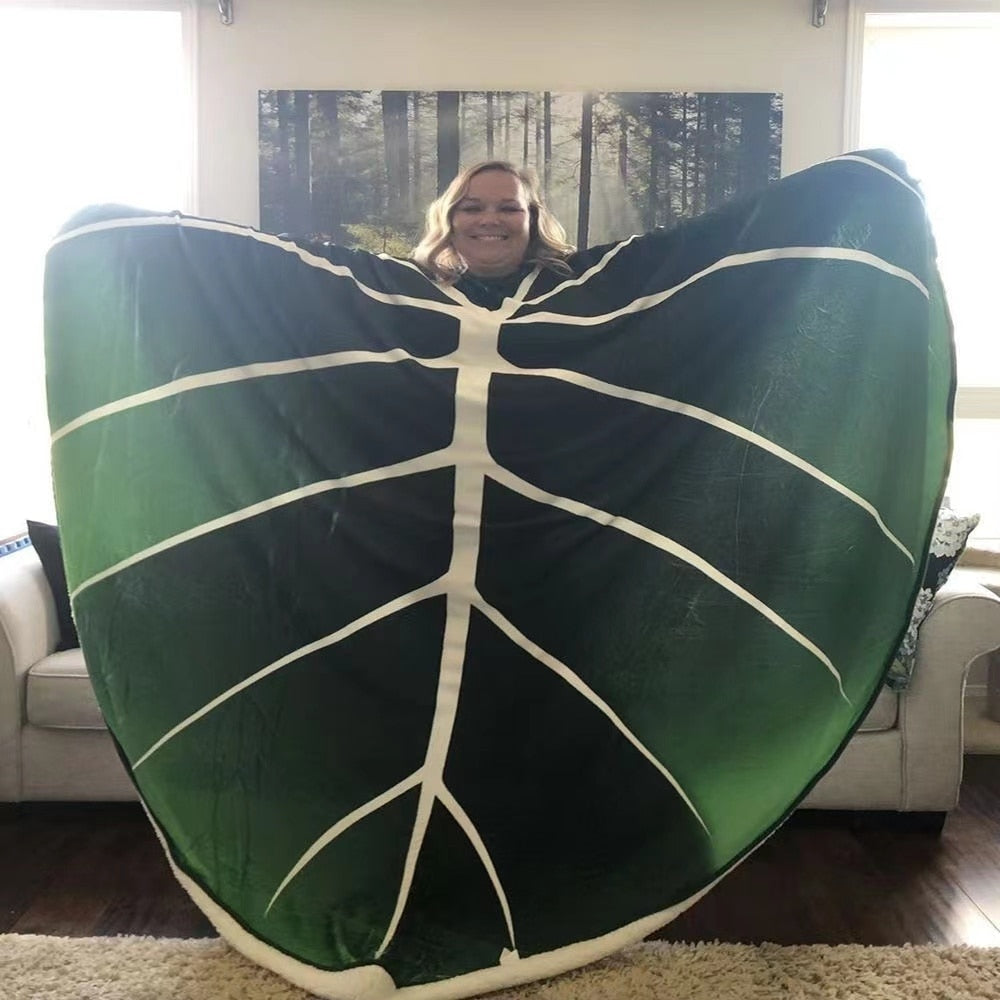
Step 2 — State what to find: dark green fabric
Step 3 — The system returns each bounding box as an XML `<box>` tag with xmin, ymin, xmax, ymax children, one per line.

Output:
<box><xmin>43</xmin><ymin>149</ymin><xmax>953</xmax><ymax>996</ymax></box>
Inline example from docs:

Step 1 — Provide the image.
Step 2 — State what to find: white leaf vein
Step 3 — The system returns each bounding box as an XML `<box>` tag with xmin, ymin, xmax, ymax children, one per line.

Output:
<box><xmin>506</xmin><ymin>246</ymin><xmax>928</xmax><ymax>328</ymax></box>
<box><xmin>132</xmin><ymin>578</ymin><xmax>446</xmax><ymax>769</ymax></box>
<box><xmin>264</xmin><ymin>768</ymin><xmax>424</xmax><ymax>916</ymax></box>
<box><xmin>497</xmin><ymin>365</ymin><xmax>913</xmax><ymax>565</ymax></box>
<box><xmin>51</xmin><ymin>348</ymin><xmax>458</xmax><ymax>444</ymax></box>
<box><xmin>69</xmin><ymin>448</ymin><xmax>452</xmax><ymax>602</ymax></box>
<box><xmin>488</xmin><ymin>465</ymin><xmax>851</xmax><ymax>705</ymax></box>
<box><xmin>437</xmin><ymin>782</ymin><xmax>517</xmax><ymax>949</ymax></box>
<box><xmin>473</xmin><ymin>596</ymin><xmax>711</xmax><ymax>836</ymax></box>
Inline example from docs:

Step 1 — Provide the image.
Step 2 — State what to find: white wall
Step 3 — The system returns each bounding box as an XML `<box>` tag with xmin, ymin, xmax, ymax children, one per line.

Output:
<box><xmin>193</xmin><ymin>0</ymin><xmax>850</xmax><ymax>225</ymax></box>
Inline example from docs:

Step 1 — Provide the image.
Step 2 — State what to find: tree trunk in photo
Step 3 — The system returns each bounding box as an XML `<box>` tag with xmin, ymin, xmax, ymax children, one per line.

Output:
<box><xmin>413</xmin><ymin>92</ymin><xmax>423</xmax><ymax>214</ymax></box>
<box><xmin>543</xmin><ymin>92</ymin><xmax>552</xmax><ymax>195</ymax></box>
<box><xmin>534</xmin><ymin>93</ymin><xmax>542</xmax><ymax>171</ymax></box>
<box><xmin>258</xmin><ymin>91</ymin><xmax>273</xmax><ymax>228</ymax></box>
<box><xmin>681</xmin><ymin>92</ymin><xmax>689</xmax><ymax>216</ymax></box>
<box><xmin>522</xmin><ymin>93</ymin><xmax>530</xmax><ymax>167</ymax></box>
<box><xmin>400</xmin><ymin>92</ymin><xmax>410</xmax><ymax>212</ymax></box>
<box><xmin>460</xmin><ymin>91</ymin><xmax>468</xmax><ymax>155</ymax></box>
<box><xmin>274</xmin><ymin>90</ymin><xmax>293</xmax><ymax>233</ymax></box>
<box><xmin>662</xmin><ymin>95</ymin><xmax>676</xmax><ymax>226</ymax></box>
<box><xmin>705</xmin><ymin>95</ymin><xmax>723</xmax><ymax>211</ymax></box>
<box><xmin>646</xmin><ymin>102</ymin><xmax>660</xmax><ymax>230</ymax></box>
<box><xmin>292</xmin><ymin>90</ymin><xmax>312</xmax><ymax>235</ymax></box>
<box><xmin>437</xmin><ymin>91</ymin><xmax>460</xmax><ymax>194</ymax></box>
<box><xmin>769</xmin><ymin>98</ymin><xmax>782</xmax><ymax>180</ymax></box>
<box><xmin>618</xmin><ymin>106</ymin><xmax>628</xmax><ymax>183</ymax></box>
<box><xmin>486</xmin><ymin>91</ymin><xmax>495</xmax><ymax>159</ymax></box>
<box><xmin>381</xmin><ymin>90</ymin><xmax>410</xmax><ymax>222</ymax></box>
<box><xmin>739</xmin><ymin>92</ymin><xmax>771</xmax><ymax>196</ymax></box>
<box><xmin>577</xmin><ymin>92</ymin><xmax>595</xmax><ymax>248</ymax></box>
<box><xmin>316</xmin><ymin>90</ymin><xmax>344</xmax><ymax>242</ymax></box>
<box><xmin>504</xmin><ymin>92</ymin><xmax>512</xmax><ymax>158</ymax></box>
<box><xmin>694</xmin><ymin>93</ymin><xmax>705</xmax><ymax>215</ymax></box>
<box><xmin>716</xmin><ymin>97</ymin><xmax>738</xmax><ymax>202</ymax></box>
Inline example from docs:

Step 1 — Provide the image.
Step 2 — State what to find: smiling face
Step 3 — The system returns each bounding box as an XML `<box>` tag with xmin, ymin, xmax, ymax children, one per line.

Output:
<box><xmin>449</xmin><ymin>169</ymin><xmax>533</xmax><ymax>278</ymax></box>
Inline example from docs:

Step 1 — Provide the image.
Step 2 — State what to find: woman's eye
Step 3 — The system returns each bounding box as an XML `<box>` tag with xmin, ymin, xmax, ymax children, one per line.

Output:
<box><xmin>501</xmin><ymin>205</ymin><xmax>524</xmax><ymax>213</ymax></box>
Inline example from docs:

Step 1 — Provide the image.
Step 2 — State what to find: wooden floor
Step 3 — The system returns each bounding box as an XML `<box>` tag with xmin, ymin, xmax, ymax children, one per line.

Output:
<box><xmin>1</xmin><ymin>756</ymin><xmax>998</xmax><ymax>945</ymax></box>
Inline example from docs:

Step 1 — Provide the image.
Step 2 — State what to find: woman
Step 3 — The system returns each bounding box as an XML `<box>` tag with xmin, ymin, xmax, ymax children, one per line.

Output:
<box><xmin>412</xmin><ymin>160</ymin><xmax>575</xmax><ymax>308</ymax></box>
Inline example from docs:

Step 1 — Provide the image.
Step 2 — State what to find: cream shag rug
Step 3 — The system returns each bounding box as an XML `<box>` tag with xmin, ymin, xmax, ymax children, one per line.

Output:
<box><xmin>1</xmin><ymin>935</ymin><xmax>999</xmax><ymax>1000</ymax></box>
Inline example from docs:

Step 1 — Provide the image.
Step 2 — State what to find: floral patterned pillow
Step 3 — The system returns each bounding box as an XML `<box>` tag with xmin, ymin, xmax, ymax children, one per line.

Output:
<box><xmin>885</xmin><ymin>507</ymin><xmax>980</xmax><ymax>690</ymax></box>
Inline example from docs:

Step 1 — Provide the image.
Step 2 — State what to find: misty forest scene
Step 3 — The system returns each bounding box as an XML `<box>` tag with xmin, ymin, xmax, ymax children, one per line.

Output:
<box><xmin>258</xmin><ymin>90</ymin><xmax>782</xmax><ymax>255</ymax></box>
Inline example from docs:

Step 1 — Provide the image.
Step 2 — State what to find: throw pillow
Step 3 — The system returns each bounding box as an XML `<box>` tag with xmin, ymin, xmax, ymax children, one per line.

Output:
<box><xmin>25</xmin><ymin>520</ymin><xmax>80</xmax><ymax>651</ymax></box>
<box><xmin>885</xmin><ymin>506</ymin><xmax>980</xmax><ymax>690</ymax></box>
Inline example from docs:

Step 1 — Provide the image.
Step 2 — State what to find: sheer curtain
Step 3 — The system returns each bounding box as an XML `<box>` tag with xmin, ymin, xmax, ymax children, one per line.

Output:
<box><xmin>0</xmin><ymin>4</ymin><xmax>191</xmax><ymax>541</ymax></box>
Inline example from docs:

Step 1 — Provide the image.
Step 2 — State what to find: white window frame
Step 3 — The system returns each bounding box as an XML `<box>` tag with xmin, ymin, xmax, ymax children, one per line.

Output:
<box><xmin>844</xmin><ymin>0</ymin><xmax>1000</xmax><ymax>427</ymax></box>
<box><xmin>3</xmin><ymin>0</ymin><xmax>201</xmax><ymax>215</ymax></box>
<box><xmin>0</xmin><ymin>0</ymin><xmax>199</xmax><ymax>542</ymax></box>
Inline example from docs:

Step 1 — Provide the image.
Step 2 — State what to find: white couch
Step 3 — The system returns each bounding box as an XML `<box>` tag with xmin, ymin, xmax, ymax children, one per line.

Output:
<box><xmin>2</xmin><ymin>544</ymin><xmax>1000</xmax><ymax>813</ymax></box>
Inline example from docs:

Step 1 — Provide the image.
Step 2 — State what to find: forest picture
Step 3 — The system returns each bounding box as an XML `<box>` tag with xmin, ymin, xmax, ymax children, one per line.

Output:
<box><xmin>258</xmin><ymin>90</ymin><xmax>782</xmax><ymax>254</ymax></box>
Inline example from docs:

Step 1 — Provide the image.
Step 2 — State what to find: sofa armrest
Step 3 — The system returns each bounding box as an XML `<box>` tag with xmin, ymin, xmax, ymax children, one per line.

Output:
<box><xmin>0</xmin><ymin>546</ymin><xmax>60</xmax><ymax>799</ymax></box>
<box><xmin>899</xmin><ymin>569</ymin><xmax>1000</xmax><ymax>810</ymax></box>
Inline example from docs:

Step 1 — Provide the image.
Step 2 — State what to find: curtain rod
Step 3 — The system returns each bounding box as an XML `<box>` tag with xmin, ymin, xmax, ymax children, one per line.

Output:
<box><xmin>215</xmin><ymin>1</ymin><xmax>828</xmax><ymax>31</ymax></box>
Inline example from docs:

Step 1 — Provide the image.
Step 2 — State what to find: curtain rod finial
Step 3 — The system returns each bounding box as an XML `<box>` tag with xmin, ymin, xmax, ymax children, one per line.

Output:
<box><xmin>813</xmin><ymin>0</ymin><xmax>829</xmax><ymax>28</ymax></box>
<box><xmin>219</xmin><ymin>0</ymin><xmax>233</xmax><ymax>26</ymax></box>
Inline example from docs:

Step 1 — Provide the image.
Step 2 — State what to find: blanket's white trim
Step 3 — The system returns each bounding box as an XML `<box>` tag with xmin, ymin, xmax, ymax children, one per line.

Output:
<box><xmin>139</xmin><ymin>792</ymin><xmax>756</xmax><ymax>1000</ymax></box>
<box><xmin>826</xmin><ymin>154</ymin><xmax>925</xmax><ymax>202</ymax></box>
<box><xmin>48</xmin><ymin>214</ymin><xmax>462</xmax><ymax>316</ymax></box>
<box><xmin>520</xmin><ymin>151</ymin><xmax>926</xmax><ymax>305</ymax></box>
<box><xmin>507</xmin><ymin>245</ymin><xmax>928</xmax><ymax>328</ymax></box>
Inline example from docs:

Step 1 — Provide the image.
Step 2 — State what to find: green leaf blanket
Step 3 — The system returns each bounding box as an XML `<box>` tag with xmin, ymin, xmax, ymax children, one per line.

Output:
<box><xmin>43</xmin><ymin>150</ymin><xmax>953</xmax><ymax>999</ymax></box>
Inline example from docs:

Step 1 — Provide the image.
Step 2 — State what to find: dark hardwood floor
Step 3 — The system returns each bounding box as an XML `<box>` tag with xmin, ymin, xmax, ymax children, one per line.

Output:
<box><xmin>1</xmin><ymin>756</ymin><xmax>998</xmax><ymax>945</ymax></box>
<box><xmin>659</xmin><ymin>755</ymin><xmax>1000</xmax><ymax>947</ymax></box>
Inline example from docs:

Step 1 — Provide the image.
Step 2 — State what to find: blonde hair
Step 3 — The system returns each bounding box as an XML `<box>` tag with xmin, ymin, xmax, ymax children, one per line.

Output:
<box><xmin>412</xmin><ymin>161</ymin><xmax>575</xmax><ymax>281</ymax></box>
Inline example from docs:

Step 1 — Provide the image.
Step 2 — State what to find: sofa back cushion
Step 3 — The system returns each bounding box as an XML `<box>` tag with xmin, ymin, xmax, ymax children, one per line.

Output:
<box><xmin>26</xmin><ymin>521</ymin><xmax>79</xmax><ymax>651</ymax></box>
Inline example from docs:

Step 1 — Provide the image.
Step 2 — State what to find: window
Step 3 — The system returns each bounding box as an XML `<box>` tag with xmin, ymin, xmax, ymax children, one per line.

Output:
<box><xmin>848</xmin><ymin>5</ymin><xmax>1000</xmax><ymax>539</ymax></box>
<box><xmin>0</xmin><ymin>2</ymin><xmax>193</xmax><ymax>541</ymax></box>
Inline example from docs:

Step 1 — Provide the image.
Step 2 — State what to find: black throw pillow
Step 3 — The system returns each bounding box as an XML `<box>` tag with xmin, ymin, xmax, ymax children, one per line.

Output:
<box><xmin>25</xmin><ymin>520</ymin><xmax>80</xmax><ymax>651</ymax></box>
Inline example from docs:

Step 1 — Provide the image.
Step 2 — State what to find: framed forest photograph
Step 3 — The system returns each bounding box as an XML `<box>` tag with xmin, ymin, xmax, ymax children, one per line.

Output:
<box><xmin>258</xmin><ymin>90</ymin><xmax>782</xmax><ymax>253</ymax></box>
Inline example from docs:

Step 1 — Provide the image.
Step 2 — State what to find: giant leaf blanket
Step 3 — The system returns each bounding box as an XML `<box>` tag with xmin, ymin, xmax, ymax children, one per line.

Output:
<box><xmin>43</xmin><ymin>150</ymin><xmax>953</xmax><ymax>999</ymax></box>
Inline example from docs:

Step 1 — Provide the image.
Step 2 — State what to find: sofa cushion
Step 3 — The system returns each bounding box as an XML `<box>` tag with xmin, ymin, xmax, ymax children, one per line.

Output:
<box><xmin>857</xmin><ymin>685</ymin><xmax>898</xmax><ymax>733</ymax></box>
<box><xmin>26</xmin><ymin>649</ymin><xmax>106</xmax><ymax>730</ymax></box>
